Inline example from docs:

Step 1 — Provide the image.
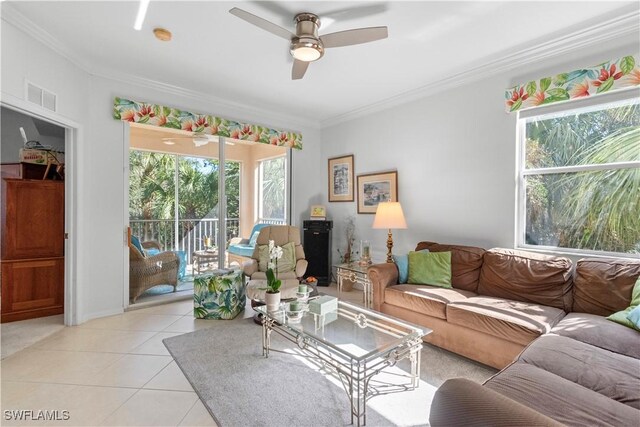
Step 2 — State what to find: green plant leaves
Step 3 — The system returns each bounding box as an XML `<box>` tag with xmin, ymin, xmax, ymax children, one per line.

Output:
<box><xmin>510</xmin><ymin>99</ymin><xmax>523</xmax><ymax>112</ymax></box>
<box><xmin>620</xmin><ymin>56</ymin><xmax>635</xmax><ymax>75</ymax></box>
<box><xmin>540</xmin><ymin>77</ymin><xmax>552</xmax><ymax>92</ymax></box>
<box><xmin>526</xmin><ymin>81</ymin><xmax>537</xmax><ymax>96</ymax></box>
<box><xmin>542</xmin><ymin>88</ymin><xmax>570</xmax><ymax>104</ymax></box>
<box><xmin>596</xmin><ymin>78</ymin><xmax>615</xmax><ymax>93</ymax></box>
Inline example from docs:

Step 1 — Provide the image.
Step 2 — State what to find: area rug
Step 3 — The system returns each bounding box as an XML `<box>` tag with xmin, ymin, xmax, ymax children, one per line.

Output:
<box><xmin>164</xmin><ymin>318</ymin><xmax>496</xmax><ymax>426</ymax></box>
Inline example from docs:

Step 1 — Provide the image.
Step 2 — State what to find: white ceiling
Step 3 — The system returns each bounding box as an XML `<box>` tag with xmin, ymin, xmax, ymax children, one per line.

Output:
<box><xmin>5</xmin><ymin>1</ymin><xmax>639</xmax><ymax>127</ymax></box>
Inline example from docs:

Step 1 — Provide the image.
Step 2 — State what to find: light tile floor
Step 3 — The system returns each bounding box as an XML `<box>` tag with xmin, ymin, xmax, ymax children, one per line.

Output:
<box><xmin>0</xmin><ymin>284</ymin><xmax>363</xmax><ymax>426</ymax></box>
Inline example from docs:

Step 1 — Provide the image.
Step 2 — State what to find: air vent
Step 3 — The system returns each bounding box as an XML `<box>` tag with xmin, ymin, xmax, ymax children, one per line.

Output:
<box><xmin>26</xmin><ymin>81</ymin><xmax>57</xmax><ymax>112</ymax></box>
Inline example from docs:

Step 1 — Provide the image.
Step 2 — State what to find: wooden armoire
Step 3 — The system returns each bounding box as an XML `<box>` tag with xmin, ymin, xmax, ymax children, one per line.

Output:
<box><xmin>1</xmin><ymin>174</ymin><xmax>65</xmax><ymax>322</ymax></box>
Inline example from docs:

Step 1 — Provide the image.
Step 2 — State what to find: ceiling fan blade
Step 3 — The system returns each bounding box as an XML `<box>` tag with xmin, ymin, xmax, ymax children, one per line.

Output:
<box><xmin>229</xmin><ymin>7</ymin><xmax>293</xmax><ymax>40</ymax></box>
<box><xmin>292</xmin><ymin>60</ymin><xmax>309</xmax><ymax>80</ymax></box>
<box><xmin>321</xmin><ymin>26</ymin><xmax>388</xmax><ymax>48</ymax></box>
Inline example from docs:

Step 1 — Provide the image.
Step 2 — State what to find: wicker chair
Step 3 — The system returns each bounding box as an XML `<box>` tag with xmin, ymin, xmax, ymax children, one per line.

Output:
<box><xmin>129</xmin><ymin>240</ymin><xmax>180</xmax><ymax>303</ymax></box>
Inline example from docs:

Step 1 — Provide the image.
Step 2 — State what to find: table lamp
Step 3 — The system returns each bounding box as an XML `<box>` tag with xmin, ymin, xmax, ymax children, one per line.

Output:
<box><xmin>372</xmin><ymin>202</ymin><xmax>407</xmax><ymax>263</ymax></box>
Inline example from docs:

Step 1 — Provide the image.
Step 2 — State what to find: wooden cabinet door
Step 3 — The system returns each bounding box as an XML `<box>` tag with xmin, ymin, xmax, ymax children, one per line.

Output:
<box><xmin>2</xmin><ymin>179</ymin><xmax>64</xmax><ymax>259</ymax></box>
<box><xmin>1</xmin><ymin>258</ymin><xmax>64</xmax><ymax>322</ymax></box>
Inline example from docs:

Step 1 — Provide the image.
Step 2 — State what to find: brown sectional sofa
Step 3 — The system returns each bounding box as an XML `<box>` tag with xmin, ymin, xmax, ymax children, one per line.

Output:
<box><xmin>368</xmin><ymin>241</ymin><xmax>640</xmax><ymax>426</ymax></box>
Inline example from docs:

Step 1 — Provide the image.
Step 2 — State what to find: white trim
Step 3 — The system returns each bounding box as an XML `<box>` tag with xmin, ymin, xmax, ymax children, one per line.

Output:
<box><xmin>0</xmin><ymin>96</ymin><xmax>82</xmax><ymax>326</ymax></box>
<box><xmin>2</xmin><ymin>2</ymin><xmax>637</xmax><ymax>130</ymax></box>
<box><xmin>80</xmin><ymin>308</ymin><xmax>124</xmax><ymax>324</ymax></box>
<box><xmin>123</xmin><ymin>122</ymin><xmax>131</xmax><ymax>310</ymax></box>
<box><xmin>0</xmin><ymin>4</ymin><xmax>318</xmax><ymax>132</ymax></box>
<box><xmin>322</xmin><ymin>9</ymin><xmax>640</xmax><ymax>127</ymax></box>
<box><xmin>524</xmin><ymin>161</ymin><xmax>640</xmax><ymax>175</ymax></box>
<box><xmin>517</xmin><ymin>244</ymin><xmax>640</xmax><ymax>260</ymax></box>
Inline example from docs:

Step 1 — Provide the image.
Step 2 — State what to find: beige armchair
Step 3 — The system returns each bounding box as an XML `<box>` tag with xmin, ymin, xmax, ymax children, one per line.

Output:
<box><xmin>242</xmin><ymin>225</ymin><xmax>307</xmax><ymax>280</ymax></box>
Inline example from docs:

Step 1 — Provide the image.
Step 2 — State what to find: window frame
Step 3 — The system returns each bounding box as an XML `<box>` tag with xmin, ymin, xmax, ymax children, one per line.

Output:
<box><xmin>256</xmin><ymin>153</ymin><xmax>289</xmax><ymax>224</ymax></box>
<box><xmin>515</xmin><ymin>90</ymin><xmax>640</xmax><ymax>259</ymax></box>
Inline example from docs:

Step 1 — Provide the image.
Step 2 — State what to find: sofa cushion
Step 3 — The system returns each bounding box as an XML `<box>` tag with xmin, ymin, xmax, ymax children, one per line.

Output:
<box><xmin>385</xmin><ymin>285</ymin><xmax>476</xmax><ymax>319</ymax></box>
<box><xmin>518</xmin><ymin>334</ymin><xmax>640</xmax><ymax>409</ymax></box>
<box><xmin>407</xmin><ymin>251</ymin><xmax>452</xmax><ymax>288</ymax></box>
<box><xmin>478</xmin><ymin>249</ymin><xmax>573</xmax><ymax>311</ymax></box>
<box><xmin>447</xmin><ymin>297</ymin><xmax>565</xmax><ymax>346</ymax></box>
<box><xmin>572</xmin><ymin>258</ymin><xmax>640</xmax><ymax>316</ymax></box>
<box><xmin>415</xmin><ymin>241</ymin><xmax>485</xmax><ymax>292</ymax></box>
<box><xmin>551</xmin><ymin>312</ymin><xmax>640</xmax><ymax>359</ymax></box>
<box><xmin>485</xmin><ymin>362</ymin><xmax>640</xmax><ymax>427</ymax></box>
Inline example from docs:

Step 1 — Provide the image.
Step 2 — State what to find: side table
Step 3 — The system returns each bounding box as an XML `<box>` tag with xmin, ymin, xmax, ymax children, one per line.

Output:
<box><xmin>193</xmin><ymin>249</ymin><xmax>219</xmax><ymax>274</ymax></box>
<box><xmin>335</xmin><ymin>263</ymin><xmax>373</xmax><ymax>308</ymax></box>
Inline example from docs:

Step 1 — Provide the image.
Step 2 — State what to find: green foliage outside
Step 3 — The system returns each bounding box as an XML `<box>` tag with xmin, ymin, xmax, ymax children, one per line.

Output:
<box><xmin>525</xmin><ymin>101</ymin><xmax>639</xmax><ymax>253</ymax></box>
<box><xmin>261</xmin><ymin>157</ymin><xmax>286</xmax><ymax>219</ymax></box>
<box><xmin>129</xmin><ymin>150</ymin><xmax>240</xmax><ymax>246</ymax></box>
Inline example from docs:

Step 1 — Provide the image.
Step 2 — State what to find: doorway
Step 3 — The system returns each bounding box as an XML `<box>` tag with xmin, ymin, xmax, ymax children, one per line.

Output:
<box><xmin>0</xmin><ymin>103</ymin><xmax>78</xmax><ymax>355</ymax></box>
<box><xmin>126</xmin><ymin>124</ymin><xmax>290</xmax><ymax>306</ymax></box>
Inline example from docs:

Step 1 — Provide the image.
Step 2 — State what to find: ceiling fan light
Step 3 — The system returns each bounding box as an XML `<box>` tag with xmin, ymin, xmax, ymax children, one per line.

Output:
<box><xmin>292</xmin><ymin>46</ymin><xmax>321</xmax><ymax>62</ymax></box>
<box><xmin>290</xmin><ymin>37</ymin><xmax>324</xmax><ymax>62</ymax></box>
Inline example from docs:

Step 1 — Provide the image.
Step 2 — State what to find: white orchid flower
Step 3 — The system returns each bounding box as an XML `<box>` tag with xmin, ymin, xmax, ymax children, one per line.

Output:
<box><xmin>268</xmin><ymin>240</ymin><xmax>275</xmax><ymax>251</ymax></box>
<box><xmin>274</xmin><ymin>246</ymin><xmax>284</xmax><ymax>259</ymax></box>
<box><xmin>268</xmin><ymin>262</ymin><xmax>275</xmax><ymax>270</ymax></box>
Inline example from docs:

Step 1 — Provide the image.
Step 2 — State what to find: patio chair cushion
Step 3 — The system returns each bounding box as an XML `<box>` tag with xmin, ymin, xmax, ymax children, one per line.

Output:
<box><xmin>131</xmin><ymin>235</ymin><xmax>145</xmax><ymax>257</ymax></box>
<box><xmin>228</xmin><ymin>244</ymin><xmax>255</xmax><ymax>258</ymax></box>
<box><xmin>146</xmin><ymin>248</ymin><xmax>187</xmax><ymax>280</ymax></box>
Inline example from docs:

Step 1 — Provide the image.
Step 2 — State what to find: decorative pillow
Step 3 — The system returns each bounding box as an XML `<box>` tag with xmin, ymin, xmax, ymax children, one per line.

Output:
<box><xmin>130</xmin><ymin>235</ymin><xmax>145</xmax><ymax>257</ymax></box>
<box><xmin>407</xmin><ymin>251</ymin><xmax>452</xmax><ymax>288</ymax></box>
<box><xmin>258</xmin><ymin>242</ymin><xmax>296</xmax><ymax>274</ymax></box>
<box><xmin>608</xmin><ymin>276</ymin><xmax>640</xmax><ymax>330</ymax></box>
<box><xmin>393</xmin><ymin>249</ymin><xmax>429</xmax><ymax>284</ymax></box>
<box><xmin>627</xmin><ymin>305</ymin><xmax>640</xmax><ymax>330</ymax></box>
<box><xmin>249</xmin><ymin>230</ymin><xmax>261</xmax><ymax>247</ymax></box>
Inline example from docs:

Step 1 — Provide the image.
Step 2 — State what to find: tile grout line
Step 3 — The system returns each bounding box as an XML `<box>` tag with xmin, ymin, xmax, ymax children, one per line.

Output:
<box><xmin>176</xmin><ymin>397</ymin><xmax>202</xmax><ymax>427</ymax></box>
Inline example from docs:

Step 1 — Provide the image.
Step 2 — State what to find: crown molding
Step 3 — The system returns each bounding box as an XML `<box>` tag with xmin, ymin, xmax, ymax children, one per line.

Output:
<box><xmin>3</xmin><ymin>3</ymin><xmax>638</xmax><ymax>131</ymax></box>
<box><xmin>320</xmin><ymin>9</ymin><xmax>640</xmax><ymax>128</ymax></box>
<box><xmin>0</xmin><ymin>3</ymin><xmax>320</xmax><ymax>131</ymax></box>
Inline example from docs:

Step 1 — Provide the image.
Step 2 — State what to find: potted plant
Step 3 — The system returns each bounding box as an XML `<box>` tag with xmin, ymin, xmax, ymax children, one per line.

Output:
<box><xmin>264</xmin><ymin>240</ymin><xmax>283</xmax><ymax>312</ymax></box>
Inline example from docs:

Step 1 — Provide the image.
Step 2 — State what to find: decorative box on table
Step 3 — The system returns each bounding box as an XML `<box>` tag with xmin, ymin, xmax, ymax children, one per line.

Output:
<box><xmin>193</xmin><ymin>269</ymin><xmax>245</xmax><ymax>319</ymax></box>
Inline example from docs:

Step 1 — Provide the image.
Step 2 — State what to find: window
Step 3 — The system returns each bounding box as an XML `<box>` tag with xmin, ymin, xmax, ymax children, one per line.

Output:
<box><xmin>517</xmin><ymin>96</ymin><xmax>639</xmax><ymax>256</ymax></box>
<box><xmin>257</xmin><ymin>156</ymin><xmax>287</xmax><ymax>224</ymax></box>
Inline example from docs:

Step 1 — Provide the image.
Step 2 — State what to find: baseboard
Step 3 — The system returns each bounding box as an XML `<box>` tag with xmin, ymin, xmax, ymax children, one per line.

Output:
<box><xmin>79</xmin><ymin>307</ymin><xmax>124</xmax><ymax>324</ymax></box>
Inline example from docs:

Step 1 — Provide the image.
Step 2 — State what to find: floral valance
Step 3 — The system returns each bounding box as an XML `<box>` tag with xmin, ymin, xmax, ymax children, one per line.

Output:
<box><xmin>113</xmin><ymin>97</ymin><xmax>302</xmax><ymax>149</ymax></box>
<box><xmin>505</xmin><ymin>54</ymin><xmax>639</xmax><ymax>113</ymax></box>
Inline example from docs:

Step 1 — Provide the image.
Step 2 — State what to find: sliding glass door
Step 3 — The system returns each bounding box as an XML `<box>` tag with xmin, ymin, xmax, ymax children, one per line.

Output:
<box><xmin>129</xmin><ymin>126</ymin><xmax>291</xmax><ymax>292</ymax></box>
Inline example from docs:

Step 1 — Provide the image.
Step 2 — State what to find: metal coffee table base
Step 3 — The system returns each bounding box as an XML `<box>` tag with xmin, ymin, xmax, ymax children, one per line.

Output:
<box><xmin>261</xmin><ymin>314</ymin><xmax>422</xmax><ymax>426</ymax></box>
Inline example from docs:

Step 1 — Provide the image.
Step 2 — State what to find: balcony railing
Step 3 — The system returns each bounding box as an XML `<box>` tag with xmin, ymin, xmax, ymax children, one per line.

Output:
<box><xmin>129</xmin><ymin>217</ymin><xmax>285</xmax><ymax>265</ymax></box>
<box><xmin>130</xmin><ymin>218</ymin><xmax>239</xmax><ymax>265</ymax></box>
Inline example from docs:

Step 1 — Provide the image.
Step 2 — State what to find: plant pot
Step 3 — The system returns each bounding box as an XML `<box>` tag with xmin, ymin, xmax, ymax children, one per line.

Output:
<box><xmin>265</xmin><ymin>291</ymin><xmax>281</xmax><ymax>312</ymax></box>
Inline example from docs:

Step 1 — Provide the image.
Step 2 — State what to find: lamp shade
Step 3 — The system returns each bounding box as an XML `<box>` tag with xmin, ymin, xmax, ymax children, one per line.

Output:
<box><xmin>372</xmin><ymin>202</ymin><xmax>407</xmax><ymax>229</ymax></box>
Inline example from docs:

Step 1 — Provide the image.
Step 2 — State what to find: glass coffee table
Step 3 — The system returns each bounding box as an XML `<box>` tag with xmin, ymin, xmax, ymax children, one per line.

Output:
<box><xmin>255</xmin><ymin>300</ymin><xmax>431</xmax><ymax>426</ymax></box>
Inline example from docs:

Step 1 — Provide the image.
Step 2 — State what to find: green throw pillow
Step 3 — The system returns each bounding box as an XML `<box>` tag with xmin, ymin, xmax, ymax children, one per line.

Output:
<box><xmin>407</xmin><ymin>251</ymin><xmax>452</xmax><ymax>288</ymax></box>
<box><xmin>607</xmin><ymin>276</ymin><xmax>640</xmax><ymax>331</ymax></box>
<box><xmin>257</xmin><ymin>242</ymin><xmax>296</xmax><ymax>274</ymax></box>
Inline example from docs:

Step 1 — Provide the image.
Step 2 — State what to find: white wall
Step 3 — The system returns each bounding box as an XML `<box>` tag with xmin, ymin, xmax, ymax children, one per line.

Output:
<box><xmin>321</xmin><ymin>42</ymin><xmax>640</xmax><ymax>265</ymax></box>
<box><xmin>1</xmin><ymin>19</ymin><xmax>322</xmax><ymax>323</ymax></box>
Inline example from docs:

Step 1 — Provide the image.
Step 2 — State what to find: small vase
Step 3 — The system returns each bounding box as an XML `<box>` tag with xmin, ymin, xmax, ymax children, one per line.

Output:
<box><xmin>265</xmin><ymin>291</ymin><xmax>281</xmax><ymax>312</ymax></box>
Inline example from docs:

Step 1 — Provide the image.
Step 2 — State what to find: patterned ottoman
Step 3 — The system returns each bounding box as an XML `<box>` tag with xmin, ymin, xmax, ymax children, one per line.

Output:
<box><xmin>193</xmin><ymin>269</ymin><xmax>245</xmax><ymax>319</ymax></box>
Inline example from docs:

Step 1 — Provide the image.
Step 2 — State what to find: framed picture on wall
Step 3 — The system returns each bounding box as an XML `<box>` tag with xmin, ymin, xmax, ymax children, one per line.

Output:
<box><xmin>357</xmin><ymin>171</ymin><xmax>398</xmax><ymax>214</ymax></box>
<box><xmin>328</xmin><ymin>155</ymin><xmax>354</xmax><ymax>202</ymax></box>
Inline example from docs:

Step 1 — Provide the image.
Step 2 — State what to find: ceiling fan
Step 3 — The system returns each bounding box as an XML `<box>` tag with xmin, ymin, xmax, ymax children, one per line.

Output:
<box><xmin>162</xmin><ymin>132</ymin><xmax>234</xmax><ymax>147</ymax></box>
<box><xmin>229</xmin><ymin>7</ymin><xmax>388</xmax><ymax>80</ymax></box>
